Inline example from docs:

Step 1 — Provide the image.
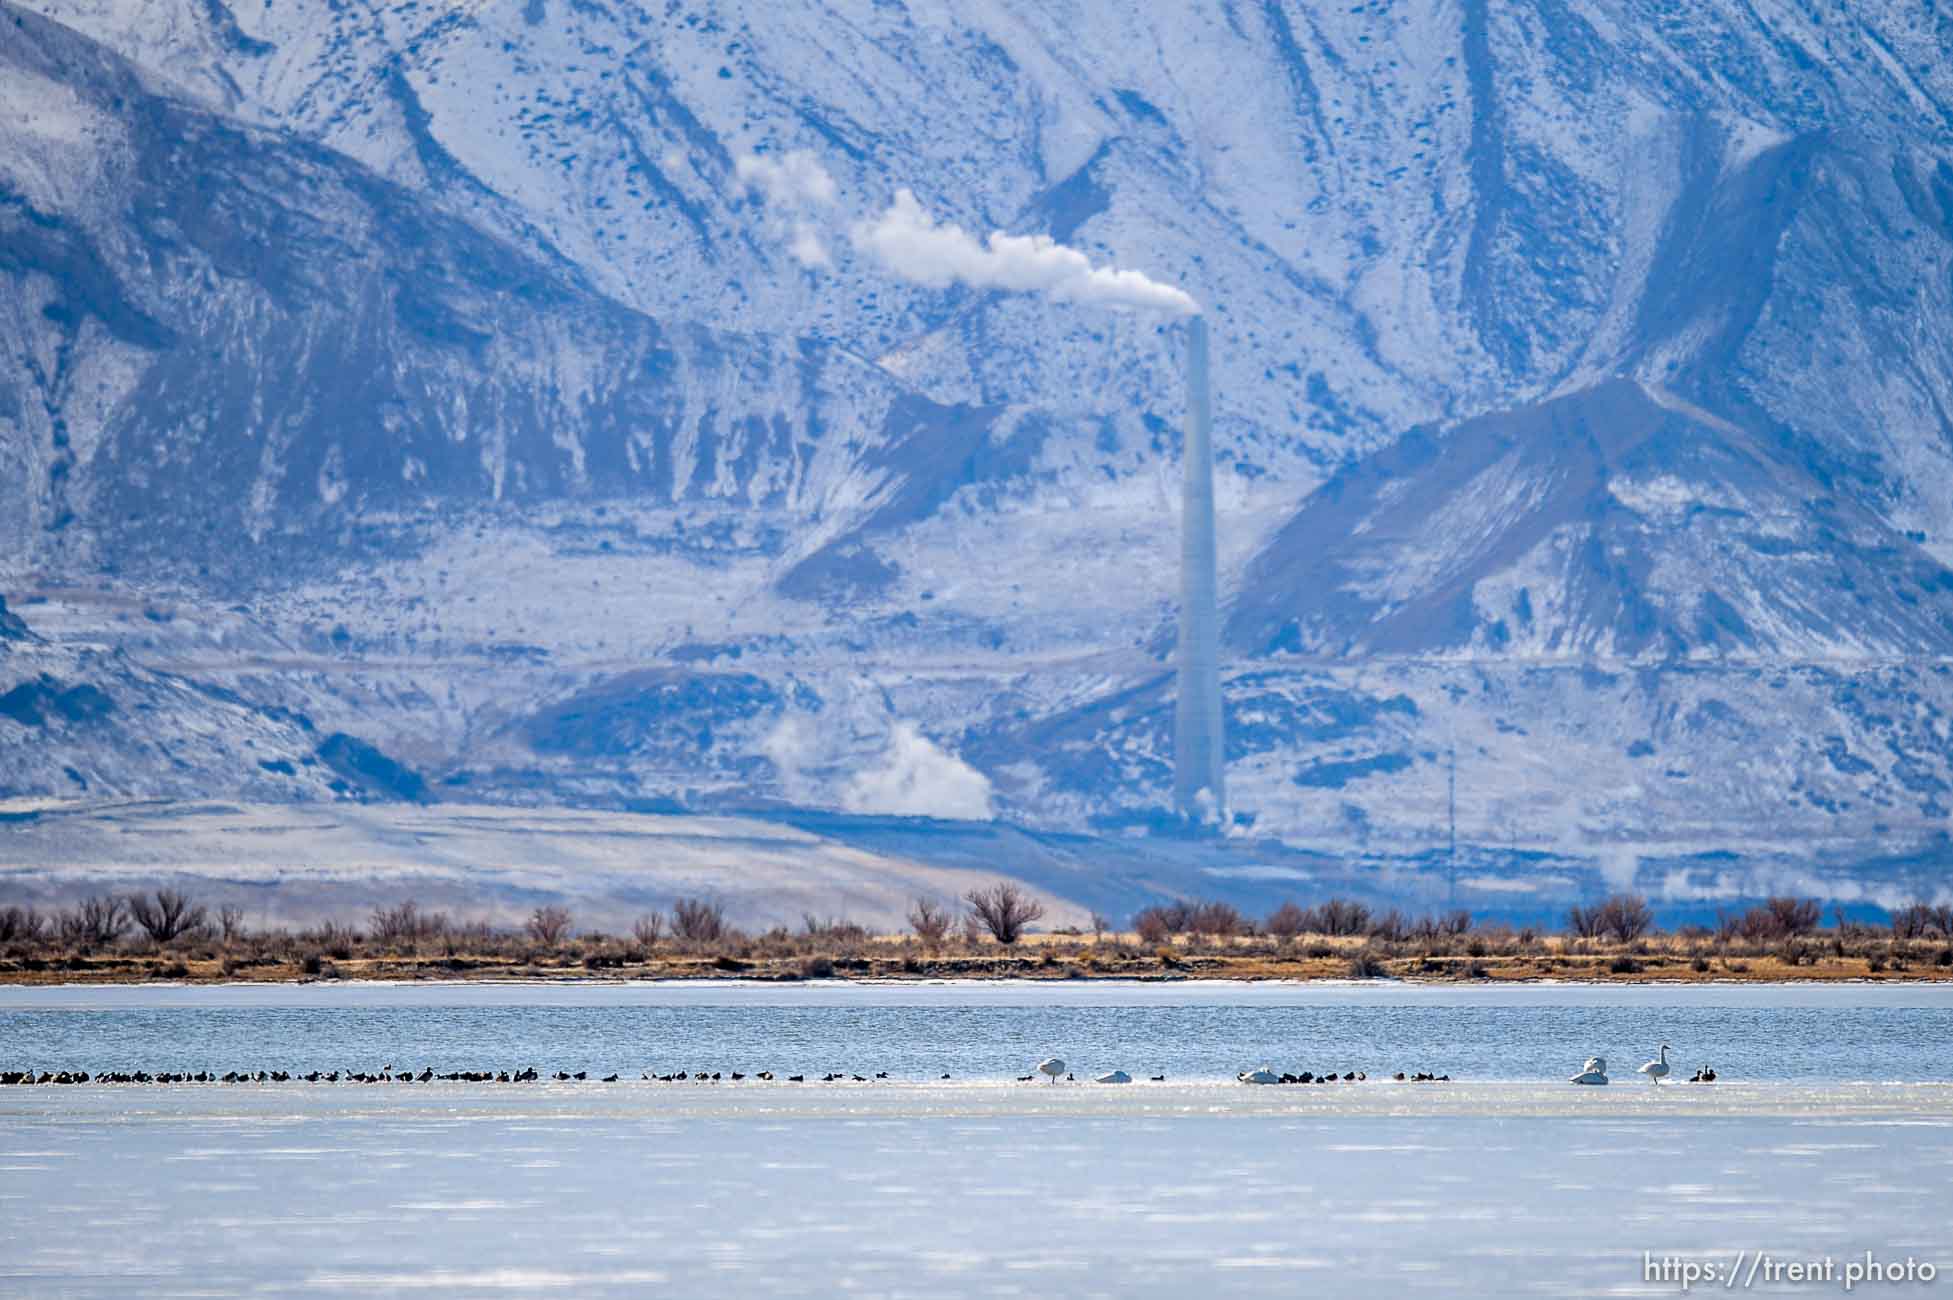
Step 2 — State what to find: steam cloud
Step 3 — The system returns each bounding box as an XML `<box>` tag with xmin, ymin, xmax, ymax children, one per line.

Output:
<box><xmin>843</xmin><ymin>723</ymin><xmax>995</xmax><ymax>821</ymax></box>
<box><xmin>763</xmin><ymin>714</ymin><xmax>995</xmax><ymax>821</ymax></box>
<box><xmin>734</xmin><ymin>150</ymin><xmax>838</xmax><ymax>207</ymax></box>
<box><xmin>852</xmin><ymin>188</ymin><xmax>1198</xmax><ymax>315</ymax></box>
<box><xmin>736</xmin><ymin>150</ymin><xmax>838</xmax><ymax>268</ymax></box>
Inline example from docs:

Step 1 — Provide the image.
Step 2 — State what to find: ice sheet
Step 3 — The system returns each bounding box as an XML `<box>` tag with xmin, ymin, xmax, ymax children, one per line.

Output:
<box><xmin>1</xmin><ymin>1082</ymin><xmax>1948</xmax><ymax>1298</ymax></box>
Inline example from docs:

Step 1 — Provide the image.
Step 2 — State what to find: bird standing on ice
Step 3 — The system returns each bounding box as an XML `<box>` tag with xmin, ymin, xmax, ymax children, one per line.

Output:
<box><xmin>1570</xmin><ymin>1056</ymin><xmax>1609</xmax><ymax>1085</ymax></box>
<box><xmin>1638</xmin><ymin>1044</ymin><xmax>1671</xmax><ymax>1084</ymax></box>
<box><xmin>1036</xmin><ymin>1057</ymin><xmax>1066</xmax><ymax>1084</ymax></box>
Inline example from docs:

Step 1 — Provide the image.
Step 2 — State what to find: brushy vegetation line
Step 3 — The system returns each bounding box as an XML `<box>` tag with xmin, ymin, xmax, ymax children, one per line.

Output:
<box><xmin>1</xmin><ymin>887</ymin><xmax>1951</xmax><ymax>983</ymax></box>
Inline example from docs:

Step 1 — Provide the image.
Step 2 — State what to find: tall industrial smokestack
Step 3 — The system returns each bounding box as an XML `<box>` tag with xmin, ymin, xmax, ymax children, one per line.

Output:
<box><xmin>1174</xmin><ymin>315</ymin><xmax>1226</xmax><ymax>822</ymax></box>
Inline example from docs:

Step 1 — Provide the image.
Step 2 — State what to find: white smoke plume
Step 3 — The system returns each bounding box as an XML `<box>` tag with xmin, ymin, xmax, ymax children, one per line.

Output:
<box><xmin>843</xmin><ymin>722</ymin><xmax>995</xmax><ymax>821</ymax></box>
<box><xmin>735</xmin><ymin>150</ymin><xmax>838</xmax><ymax>206</ymax></box>
<box><xmin>852</xmin><ymin>188</ymin><xmax>1198</xmax><ymax>315</ymax></box>
<box><xmin>736</xmin><ymin>150</ymin><xmax>838</xmax><ymax>267</ymax></box>
<box><xmin>787</xmin><ymin>222</ymin><xmax>832</xmax><ymax>269</ymax></box>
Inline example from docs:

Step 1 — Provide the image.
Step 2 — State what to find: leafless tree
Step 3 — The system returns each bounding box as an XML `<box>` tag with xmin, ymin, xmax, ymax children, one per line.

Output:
<box><xmin>1725</xmin><ymin>896</ymin><xmax>1819</xmax><ymax>942</ymax></box>
<box><xmin>1089</xmin><ymin>912</ymin><xmax>1110</xmax><ymax>942</ymax></box>
<box><xmin>1567</xmin><ymin>902</ymin><xmax>1608</xmax><ymax>939</ymax></box>
<box><xmin>1366</xmin><ymin>908</ymin><xmax>1409</xmax><ymax>942</ymax></box>
<box><xmin>908</xmin><ymin>898</ymin><xmax>952</xmax><ymax>947</ymax></box>
<box><xmin>369</xmin><ymin>899</ymin><xmax>444</xmax><ymax>950</ymax></box>
<box><xmin>1189</xmin><ymin>900</ymin><xmax>1244</xmax><ymax>937</ymax></box>
<box><xmin>525</xmin><ymin>905</ymin><xmax>574</xmax><ymax>948</ymax></box>
<box><xmin>1891</xmin><ymin>901</ymin><xmax>1951</xmax><ymax>940</ymax></box>
<box><xmin>670</xmin><ymin>897</ymin><xmax>726</xmax><ymax>944</ymax></box>
<box><xmin>632</xmin><ymin>912</ymin><xmax>666</xmax><ymax>949</ymax></box>
<box><xmin>0</xmin><ymin>905</ymin><xmax>46</xmax><ymax>944</ymax></box>
<box><xmin>1132</xmin><ymin>901</ymin><xmax>1194</xmax><ymax>943</ymax></box>
<box><xmin>129</xmin><ymin>889</ymin><xmax>208</xmax><ymax>944</ymax></box>
<box><xmin>60</xmin><ymin>895</ymin><xmax>130</xmax><ymax>949</ymax></box>
<box><xmin>1596</xmin><ymin>894</ymin><xmax>1655</xmax><ymax>943</ymax></box>
<box><xmin>1764</xmin><ymin>896</ymin><xmax>1820</xmax><ymax>936</ymax></box>
<box><xmin>965</xmin><ymin>883</ymin><xmax>1045</xmax><ymax>945</ymax></box>
<box><xmin>1315</xmin><ymin>898</ymin><xmax>1372</xmax><ymax>937</ymax></box>
<box><xmin>1264</xmin><ymin>901</ymin><xmax>1307</xmax><ymax>939</ymax></box>
<box><xmin>217</xmin><ymin>905</ymin><xmax>246</xmax><ymax>944</ymax></box>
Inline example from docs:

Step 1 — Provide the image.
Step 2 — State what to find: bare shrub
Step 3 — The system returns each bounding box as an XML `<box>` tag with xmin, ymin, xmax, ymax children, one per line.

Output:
<box><xmin>1439</xmin><ymin>909</ymin><xmax>1474</xmax><ymax>937</ymax></box>
<box><xmin>1132</xmin><ymin>904</ymin><xmax>1191</xmax><ymax>943</ymax></box>
<box><xmin>1889</xmin><ymin>901</ymin><xmax>1950</xmax><ymax>940</ymax></box>
<box><xmin>1570</xmin><ymin>894</ymin><xmax>1654</xmax><ymax>943</ymax></box>
<box><xmin>1367</xmin><ymin>908</ymin><xmax>1409</xmax><ymax>943</ymax></box>
<box><xmin>1315</xmin><ymin>898</ymin><xmax>1372</xmax><ymax>937</ymax></box>
<box><xmin>1765</xmin><ymin>897</ymin><xmax>1821</xmax><ymax>936</ymax></box>
<box><xmin>1728</xmin><ymin>896</ymin><xmax>1821</xmax><ymax>942</ymax></box>
<box><xmin>368</xmin><ymin>900</ymin><xmax>448</xmax><ymax>952</ymax></box>
<box><xmin>216</xmin><ymin>905</ymin><xmax>246</xmax><ymax>944</ymax></box>
<box><xmin>0</xmin><ymin>905</ymin><xmax>46</xmax><ymax>945</ymax></box>
<box><xmin>802</xmin><ymin>914</ymin><xmax>870</xmax><ymax>945</ymax></box>
<box><xmin>670</xmin><ymin>897</ymin><xmax>726</xmax><ymax>945</ymax></box>
<box><xmin>1566</xmin><ymin>903</ymin><xmax>1607</xmax><ymax>940</ymax></box>
<box><xmin>445</xmin><ymin>919</ymin><xmax>496</xmax><ymax>957</ymax></box>
<box><xmin>1188</xmin><ymin>900</ymin><xmax>1244</xmax><ymax>937</ymax></box>
<box><xmin>1090</xmin><ymin>912</ymin><xmax>1110</xmax><ymax>941</ymax></box>
<box><xmin>965</xmin><ymin>883</ymin><xmax>1046</xmax><ymax>946</ymax></box>
<box><xmin>129</xmin><ymin>889</ymin><xmax>208</xmax><ymax>945</ymax></box>
<box><xmin>800</xmin><ymin>954</ymin><xmax>837</xmax><ymax>979</ymax></box>
<box><xmin>1133</xmin><ymin>900</ymin><xmax>1196</xmax><ymax>937</ymax></box>
<box><xmin>1609</xmin><ymin>954</ymin><xmax>1643</xmax><ymax>974</ymax></box>
<box><xmin>1346</xmin><ymin>947</ymin><xmax>1386</xmax><ymax>979</ymax></box>
<box><xmin>298</xmin><ymin>921</ymin><xmax>358</xmax><ymax>960</ymax></box>
<box><xmin>1264</xmin><ymin>901</ymin><xmax>1307</xmax><ymax>939</ymax></box>
<box><xmin>60</xmin><ymin>895</ymin><xmax>131</xmax><ymax>949</ymax></box>
<box><xmin>631</xmin><ymin>912</ymin><xmax>665</xmax><ymax>950</ymax></box>
<box><xmin>1597</xmin><ymin>894</ymin><xmax>1654</xmax><ymax>943</ymax></box>
<box><xmin>908</xmin><ymin>899</ymin><xmax>952</xmax><ymax>947</ymax></box>
<box><xmin>525</xmin><ymin>905</ymin><xmax>574</xmax><ymax>948</ymax></box>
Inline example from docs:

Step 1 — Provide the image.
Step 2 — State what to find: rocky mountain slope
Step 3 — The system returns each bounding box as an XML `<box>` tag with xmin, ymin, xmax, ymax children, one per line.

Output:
<box><xmin>5</xmin><ymin>0</ymin><xmax>1953</xmax><ymax>911</ymax></box>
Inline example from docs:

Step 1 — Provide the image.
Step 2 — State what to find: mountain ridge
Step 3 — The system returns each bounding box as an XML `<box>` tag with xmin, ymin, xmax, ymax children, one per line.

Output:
<box><xmin>5</xmin><ymin>0</ymin><xmax>1953</xmax><ymax>910</ymax></box>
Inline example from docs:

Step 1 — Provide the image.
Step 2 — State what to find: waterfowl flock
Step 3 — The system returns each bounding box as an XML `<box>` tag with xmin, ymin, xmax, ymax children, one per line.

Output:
<box><xmin>1239</xmin><ymin>1066</ymin><xmax>1384</xmax><ymax>1085</ymax></box>
<box><xmin>1565</xmin><ymin>1047</ymin><xmax>1720</xmax><ymax>1086</ymax></box>
<box><xmin>0</xmin><ymin>1047</ymin><xmax>1720</xmax><ymax>1089</ymax></box>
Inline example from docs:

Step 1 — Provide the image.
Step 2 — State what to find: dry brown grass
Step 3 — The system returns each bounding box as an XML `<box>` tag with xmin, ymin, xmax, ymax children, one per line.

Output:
<box><xmin>5</xmin><ymin>889</ymin><xmax>1950</xmax><ymax>985</ymax></box>
<box><xmin>1</xmin><ymin>924</ymin><xmax>1948</xmax><ymax>986</ymax></box>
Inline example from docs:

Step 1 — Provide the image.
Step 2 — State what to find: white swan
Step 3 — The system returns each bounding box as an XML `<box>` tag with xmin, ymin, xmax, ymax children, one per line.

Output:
<box><xmin>1239</xmin><ymin>1065</ymin><xmax>1280</xmax><ymax>1085</ymax></box>
<box><xmin>1638</xmin><ymin>1044</ymin><xmax>1671</xmax><ymax>1084</ymax></box>
<box><xmin>1094</xmin><ymin>1070</ymin><xmax>1132</xmax><ymax>1084</ymax></box>
<box><xmin>1570</xmin><ymin>1055</ymin><xmax>1608</xmax><ymax>1086</ymax></box>
<box><xmin>1036</xmin><ymin>1057</ymin><xmax>1066</xmax><ymax>1084</ymax></box>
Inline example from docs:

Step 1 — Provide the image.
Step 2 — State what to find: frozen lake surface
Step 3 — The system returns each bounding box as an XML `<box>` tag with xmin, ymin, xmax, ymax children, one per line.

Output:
<box><xmin>3</xmin><ymin>983</ymin><xmax>1950</xmax><ymax>1296</ymax></box>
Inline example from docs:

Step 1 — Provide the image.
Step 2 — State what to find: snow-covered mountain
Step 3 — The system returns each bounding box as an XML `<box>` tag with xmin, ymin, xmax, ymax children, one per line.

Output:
<box><xmin>5</xmin><ymin>0</ymin><xmax>1953</xmax><ymax>910</ymax></box>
